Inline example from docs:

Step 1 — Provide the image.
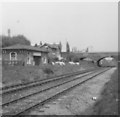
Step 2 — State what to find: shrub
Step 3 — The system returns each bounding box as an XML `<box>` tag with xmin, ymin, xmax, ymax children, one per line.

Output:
<box><xmin>43</xmin><ymin>67</ymin><xmax>54</xmax><ymax>74</ymax></box>
<box><xmin>66</xmin><ymin>53</ymin><xmax>74</xmax><ymax>62</ymax></box>
<box><xmin>73</xmin><ymin>56</ymin><xmax>80</xmax><ymax>62</ymax></box>
<box><xmin>66</xmin><ymin>53</ymin><xmax>80</xmax><ymax>62</ymax></box>
<box><xmin>48</xmin><ymin>53</ymin><xmax>59</xmax><ymax>63</ymax></box>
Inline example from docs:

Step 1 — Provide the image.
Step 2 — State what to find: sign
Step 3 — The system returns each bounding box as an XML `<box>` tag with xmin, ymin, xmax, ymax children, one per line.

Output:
<box><xmin>33</xmin><ymin>52</ymin><xmax>41</xmax><ymax>56</ymax></box>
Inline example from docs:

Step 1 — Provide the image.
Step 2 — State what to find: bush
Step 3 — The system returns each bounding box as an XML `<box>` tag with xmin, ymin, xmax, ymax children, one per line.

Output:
<box><xmin>43</xmin><ymin>67</ymin><xmax>54</xmax><ymax>74</ymax></box>
<box><xmin>73</xmin><ymin>56</ymin><xmax>80</xmax><ymax>62</ymax></box>
<box><xmin>66</xmin><ymin>53</ymin><xmax>80</xmax><ymax>62</ymax></box>
<box><xmin>66</xmin><ymin>53</ymin><xmax>74</xmax><ymax>62</ymax></box>
<box><xmin>48</xmin><ymin>53</ymin><xmax>59</xmax><ymax>63</ymax></box>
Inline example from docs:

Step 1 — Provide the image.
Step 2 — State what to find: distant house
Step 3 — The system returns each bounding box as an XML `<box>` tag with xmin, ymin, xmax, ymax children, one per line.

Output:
<box><xmin>2</xmin><ymin>44</ymin><xmax>49</xmax><ymax>66</ymax></box>
<box><xmin>39</xmin><ymin>43</ymin><xmax>62</xmax><ymax>60</ymax></box>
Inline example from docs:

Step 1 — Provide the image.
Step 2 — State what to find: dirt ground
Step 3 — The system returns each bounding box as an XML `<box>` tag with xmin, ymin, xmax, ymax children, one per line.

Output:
<box><xmin>30</xmin><ymin>67</ymin><xmax>116</xmax><ymax>115</ymax></box>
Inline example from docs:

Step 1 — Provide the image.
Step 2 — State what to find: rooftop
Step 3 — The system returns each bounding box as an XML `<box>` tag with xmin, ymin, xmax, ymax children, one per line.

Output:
<box><xmin>40</xmin><ymin>43</ymin><xmax>60</xmax><ymax>49</ymax></box>
<box><xmin>2</xmin><ymin>44</ymin><xmax>48</xmax><ymax>52</ymax></box>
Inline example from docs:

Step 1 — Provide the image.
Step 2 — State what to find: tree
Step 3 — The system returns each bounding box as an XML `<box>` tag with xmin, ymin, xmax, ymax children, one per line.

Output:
<box><xmin>48</xmin><ymin>53</ymin><xmax>59</xmax><ymax>63</ymax></box>
<box><xmin>1</xmin><ymin>35</ymin><xmax>31</xmax><ymax>47</ymax></box>
<box><xmin>73</xmin><ymin>56</ymin><xmax>80</xmax><ymax>62</ymax></box>
<box><xmin>12</xmin><ymin>35</ymin><xmax>31</xmax><ymax>45</ymax></box>
<box><xmin>86</xmin><ymin>47</ymin><xmax>89</xmax><ymax>53</ymax></box>
<box><xmin>40</xmin><ymin>41</ymin><xmax>42</xmax><ymax>46</ymax></box>
<box><xmin>66</xmin><ymin>41</ymin><xmax>70</xmax><ymax>53</ymax></box>
<box><xmin>34</xmin><ymin>43</ymin><xmax>38</xmax><ymax>47</ymax></box>
<box><xmin>0</xmin><ymin>35</ymin><xmax>11</xmax><ymax>47</ymax></box>
<box><xmin>66</xmin><ymin>53</ymin><xmax>74</xmax><ymax>61</ymax></box>
<box><xmin>59</xmin><ymin>41</ymin><xmax>62</xmax><ymax>52</ymax></box>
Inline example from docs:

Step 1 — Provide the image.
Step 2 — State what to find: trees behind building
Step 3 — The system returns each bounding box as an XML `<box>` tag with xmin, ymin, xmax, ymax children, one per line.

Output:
<box><xmin>1</xmin><ymin>35</ymin><xmax>31</xmax><ymax>47</ymax></box>
<box><xmin>66</xmin><ymin>52</ymin><xmax>81</xmax><ymax>62</ymax></box>
<box><xmin>66</xmin><ymin>41</ymin><xmax>70</xmax><ymax>53</ymax></box>
<box><xmin>59</xmin><ymin>41</ymin><xmax>62</xmax><ymax>52</ymax></box>
<box><xmin>39</xmin><ymin>41</ymin><xmax>42</xmax><ymax>46</ymax></box>
<box><xmin>34</xmin><ymin>43</ymin><xmax>38</xmax><ymax>47</ymax></box>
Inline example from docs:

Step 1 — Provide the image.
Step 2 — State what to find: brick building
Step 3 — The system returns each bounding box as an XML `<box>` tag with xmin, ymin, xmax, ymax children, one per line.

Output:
<box><xmin>2</xmin><ymin>44</ymin><xmax>48</xmax><ymax>66</ymax></box>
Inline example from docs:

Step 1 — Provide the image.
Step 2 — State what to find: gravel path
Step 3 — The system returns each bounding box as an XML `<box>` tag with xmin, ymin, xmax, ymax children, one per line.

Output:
<box><xmin>30</xmin><ymin>67</ymin><xmax>116</xmax><ymax>115</ymax></box>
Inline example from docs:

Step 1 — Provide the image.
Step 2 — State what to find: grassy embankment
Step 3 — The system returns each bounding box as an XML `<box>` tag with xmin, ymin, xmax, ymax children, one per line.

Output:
<box><xmin>2</xmin><ymin>61</ymin><xmax>97</xmax><ymax>86</ymax></box>
<box><xmin>91</xmin><ymin>67</ymin><xmax>118</xmax><ymax>115</ymax></box>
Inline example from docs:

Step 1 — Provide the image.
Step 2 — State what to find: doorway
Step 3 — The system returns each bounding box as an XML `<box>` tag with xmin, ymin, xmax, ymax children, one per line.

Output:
<box><xmin>33</xmin><ymin>56</ymin><xmax>41</xmax><ymax>66</ymax></box>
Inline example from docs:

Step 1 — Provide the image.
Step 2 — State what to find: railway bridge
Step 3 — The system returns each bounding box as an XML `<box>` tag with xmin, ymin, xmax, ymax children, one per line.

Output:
<box><xmin>86</xmin><ymin>52</ymin><xmax>118</xmax><ymax>62</ymax></box>
<box><xmin>61</xmin><ymin>52</ymin><xmax>118</xmax><ymax>64</ymax></box>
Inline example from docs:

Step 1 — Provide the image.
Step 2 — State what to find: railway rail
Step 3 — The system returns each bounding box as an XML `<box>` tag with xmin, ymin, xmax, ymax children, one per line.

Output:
<box><xmin>2</xmin><ymin>68</ymin><xmax>98</xmax><ymax>107</ymax></box>
<box><xmin>2</xmin><ymin>70</ymin><xmax>94</xmax><ymax>106</ymax></box>
<box><xmin>2</xmin><ymin>67</ymin><xmax>110</xmax><ymax>116</ymax></box>
<box><xmin>1</xmin><ymin>68</ymin><xmax>96</xmax><ymax>95</ymax></box>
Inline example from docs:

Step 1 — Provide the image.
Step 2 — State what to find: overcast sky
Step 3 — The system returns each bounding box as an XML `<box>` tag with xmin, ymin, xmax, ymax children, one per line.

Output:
<box><xmin>1</xmin><ymin>2</ymin><xmax>118</xmax><ymax>52</ymax></box>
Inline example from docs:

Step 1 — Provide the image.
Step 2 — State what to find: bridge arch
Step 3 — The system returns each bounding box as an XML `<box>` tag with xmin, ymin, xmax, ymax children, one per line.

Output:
<box><xmin>97</xmin><ymin>56</ymin><xmax>116</xmax><ymax>67</ymax></box>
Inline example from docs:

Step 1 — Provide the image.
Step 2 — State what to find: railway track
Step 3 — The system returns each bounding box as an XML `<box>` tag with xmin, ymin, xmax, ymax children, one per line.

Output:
<box><xmin>2</xmin><ymin>67</ymin><xmax>110</xmax><ymax>116</ymax></box>
<box><xmin>1</xmin><ymin>68</ymin><xmax>96</xmax><ymax>95</ymax></box>
<box><xmin>2</xmin><ymin>68</ymin><xmax>97</xmax><ymax>106</ymax></box>
<box><xmin>2</xmin><ymin>70</ymin><xmax>94</xmax><ymax>106</ymax></box>
<box><xmin>2</xmin><ymin>68</ymin><xmax>98</xmax><ymax>107</ymax></box>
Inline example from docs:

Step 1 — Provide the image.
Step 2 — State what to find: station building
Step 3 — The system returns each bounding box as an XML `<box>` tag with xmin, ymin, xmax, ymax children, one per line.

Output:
<box><xmin>2</xmin><ymin>44</ymin><xmax>49</xmax><ymax>66</ymax></box>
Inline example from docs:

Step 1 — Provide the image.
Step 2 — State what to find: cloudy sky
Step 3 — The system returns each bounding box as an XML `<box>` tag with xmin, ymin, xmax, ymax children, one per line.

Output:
<box><xmin>1</xmin><ymin>1</ymin><xmax>118</xmax><ymax>52</ymax></box>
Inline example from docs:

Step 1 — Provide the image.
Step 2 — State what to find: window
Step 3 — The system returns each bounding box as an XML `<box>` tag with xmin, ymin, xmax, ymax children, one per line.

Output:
<box><xmin>42</xmin><ymin>57</ymin><xmax>47</xmax><ymax>64</ymax></box>
<box><xmin>10</xmin><ymin>52</ymin><xmax>17</xmax><ymax>61</ymax></box>
<box><xmin>27</xmin><ymin>57</ymin><xmax>31</xmax><ymax>64</ymax></box>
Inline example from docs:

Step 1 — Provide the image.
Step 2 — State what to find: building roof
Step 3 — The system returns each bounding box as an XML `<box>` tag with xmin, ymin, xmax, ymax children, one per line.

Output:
<box><xmin>41</xmin><ymin>43</ymin><xmax>59</xmax><ymax>49</ymax></box>
<box><xmin>2</xmin><ymin>44</ymin><xmax>48</xmax><ymax>52</ymax></box>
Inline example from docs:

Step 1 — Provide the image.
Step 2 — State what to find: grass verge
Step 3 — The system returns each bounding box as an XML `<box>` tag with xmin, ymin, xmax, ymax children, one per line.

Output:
<box><xmin>2</xmin><ymin>61</ymin><xmax>97</xmax><ymax>87</ymax></box>
<box><xmin>91</xmin><ymin>68</ymin><xmax>118</xmax><ymax>115</ymax></box>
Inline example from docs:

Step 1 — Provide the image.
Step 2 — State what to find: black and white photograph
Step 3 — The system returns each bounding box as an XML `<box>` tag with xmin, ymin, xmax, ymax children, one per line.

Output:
<box><xmin>0</xmin><ymin>0</ymin><xmax>118</xmax><ymax>116</ymax></box>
